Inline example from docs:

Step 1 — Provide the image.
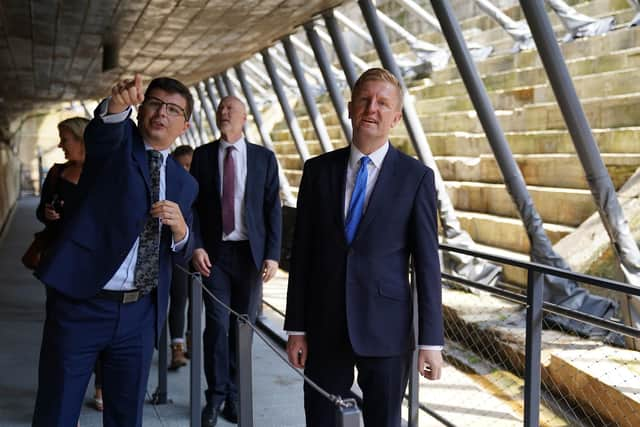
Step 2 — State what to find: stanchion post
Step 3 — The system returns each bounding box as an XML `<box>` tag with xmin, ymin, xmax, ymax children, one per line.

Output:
<box><xmin>524</xmin><ymin>270</ymin><xmax>543</xmax><ymax>427</ymax></box>
<box><xmin>336</xmin><ymin>398</ymin><xmax>361</xmax><ymax>427</ymax></box>
<box><xmin>190</xmin><ymin>273</ymin><xmax>203</xmax><ymax>427</ymax></box>
<box><xmin>408</xmin><ymin>260</ymin><xmax>419</xmax><ymax>426</ymax></box>
<box><xmin>151</xmin><ymin>322</ymin><xmax>169</xmax><ymax>404</ymax></box>
<box><xmin>237</xmin><ymin>317</ymin><xmax>254</xmax><ymax>427</ymax></box>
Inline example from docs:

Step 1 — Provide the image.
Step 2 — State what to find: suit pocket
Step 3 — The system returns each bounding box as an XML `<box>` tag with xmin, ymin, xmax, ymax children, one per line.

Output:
<box><xmin>377</xmin><ymin>280</ymin><xmax>410</xmax><ymax>301</ymax></box>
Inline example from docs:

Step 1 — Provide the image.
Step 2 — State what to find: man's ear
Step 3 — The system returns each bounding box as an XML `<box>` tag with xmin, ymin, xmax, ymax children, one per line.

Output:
<box><xmin>181</xmin><ymin>120</ymin><xmax>190</xmax><ymax>136</ymax></box>
<box><xmin>390</xmin><ymin>110</ymin><xmax>402</xmax><ymax>129</ymax></box>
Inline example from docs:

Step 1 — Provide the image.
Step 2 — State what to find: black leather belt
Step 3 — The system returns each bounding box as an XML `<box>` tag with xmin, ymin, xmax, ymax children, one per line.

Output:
<box><xmin>96</xmin><ymin>289</ymin><xmax>146</xmax><ymax>304</ymax></box>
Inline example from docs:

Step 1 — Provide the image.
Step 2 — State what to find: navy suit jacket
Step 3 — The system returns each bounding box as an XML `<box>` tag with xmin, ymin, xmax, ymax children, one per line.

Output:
<box><xmin>36</xmin><ymin>110</ymin><xmax>198</xmax><ymax>339</ymax></box>
<box><xmin>190</xmin><ymin>139</ymin><xmax>281</xmax><ymax>268</ymax></box>
<box><xmin>284</xmin><ymin>146</ymin><xmax>444</xmax><ymax>357</ymax></box>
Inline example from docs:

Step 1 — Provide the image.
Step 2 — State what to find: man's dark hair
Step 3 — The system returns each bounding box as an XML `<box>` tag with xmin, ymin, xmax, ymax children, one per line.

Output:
<box><xmin>172</xmin><ymin>145</ymin><xmax>194</xmax><ymax>158</ymax></box>
<box><xmin>144</xmin><ymin>77</ymin><xmax>194</xmax><ymax>120</ymax></box>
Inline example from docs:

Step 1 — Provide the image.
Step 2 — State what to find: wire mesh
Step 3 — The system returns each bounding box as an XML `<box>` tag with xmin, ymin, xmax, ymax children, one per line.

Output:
<box><xmin>438</xmin><ymin>265</ymin><xmax>640</xmax><ymax>427</ymax></box>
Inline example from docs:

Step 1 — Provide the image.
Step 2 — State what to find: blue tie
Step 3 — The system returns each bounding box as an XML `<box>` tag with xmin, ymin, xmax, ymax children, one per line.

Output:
<box><xmin>345</xmin><ymin>156</ymin><xmax>370</xmax><ymax>244</ymax></box>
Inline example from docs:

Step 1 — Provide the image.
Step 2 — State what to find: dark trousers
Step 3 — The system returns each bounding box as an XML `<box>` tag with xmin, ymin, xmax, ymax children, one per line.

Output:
<box><xmin>169</xmin><ymin>262</ymin><xmax>189</xmax><ymax>340</ymax></box>
<box><xmin>202</xmin><ymin>241</ymin><xmax>261</xmax><ymax>408</ymax></box>
<box><xmin>32</xmin><ymin>289</ymin><xmax>155</xmax><ymax>427</ymax></box>
<box><xmin>303</xmin><ymin>343</ymin><xmax>411</xmax><ymax>427</ymax></box>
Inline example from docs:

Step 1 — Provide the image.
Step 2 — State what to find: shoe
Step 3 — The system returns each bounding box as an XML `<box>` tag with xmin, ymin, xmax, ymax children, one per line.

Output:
<box><xmin>201</xmin><ymin>403</ymin><xmax>218</xmax><ymax>427</ymax></box>
<box><xmin>221</xmin><ymin>399</ymin><xmax>239</xmax><ymax>423</ymax></box>
<box><xmin>93</xmin><ymin>389</ymin><xmax>103</xmax><ymax>412</ymax></box>
<box><xmin>169</xmin><ymin>342</ymin><xmax>188</xmax><ymax>370</ymax></box>
<box><xmin>185</xmin><ymin>331</ymin><xmax>191</xmax><ymax>359</ymax></box>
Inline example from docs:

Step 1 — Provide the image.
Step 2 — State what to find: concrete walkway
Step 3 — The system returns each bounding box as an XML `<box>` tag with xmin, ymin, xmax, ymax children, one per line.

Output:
<box><xmin>0</xmin><ymin>197</ymin><xmax>306</xmax><ymax>427</ymax></box>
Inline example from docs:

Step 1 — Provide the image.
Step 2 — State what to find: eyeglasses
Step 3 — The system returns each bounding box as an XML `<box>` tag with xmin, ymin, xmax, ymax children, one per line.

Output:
<box><xmin>143</xmin><ymin>96</ymin><xmax>188</xmax><ymax>120</ymax></box>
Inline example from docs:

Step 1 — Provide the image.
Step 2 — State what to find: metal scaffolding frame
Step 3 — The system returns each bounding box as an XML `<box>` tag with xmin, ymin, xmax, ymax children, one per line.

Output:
<box><xmin>304</xmin><ymin>20</ymin><xmax>353</xmax><ymax>144</ymax></box>
<box><xmin>195</xmin><ymin>82</ymin><xmax>218</xmax><ymax>139</ymax></box>
<box><xmin>282</xmin><ymin>36</ymin><xmax>334</xmax><ymax>153</ymax></box>
<box><xmin>432</xmin><ymin>0</ymin><xmax>620</xmax><ymax>343</ymax></box>
<box><xmin>519</xmin><ymin>0</ymin><xmax>640</xmax><ymax>349</ymax></box>
<box><xmin>261</xmin><ymin>47</ymin><xmax>310</xmax><ymax>162</ymax></box>
<box><xmin>357</xmin><ymin>0</ymin><xmax>502</xmax><ymax>287</ymax></box>
<box><xmin>235</xmin><ymin>63</ymin><xmax>297</xmax><ymax>207</ymax></box>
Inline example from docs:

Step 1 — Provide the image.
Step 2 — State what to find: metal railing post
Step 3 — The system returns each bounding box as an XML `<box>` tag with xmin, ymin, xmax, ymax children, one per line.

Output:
<box><xmin>237</xmin><ymin>317</ymin><xmax>254</xmax><ymax>427</ymax></box>
<box><xmin>336</xmin><ymin>398</ymin><xmax>361</xmax><ymax>427</ymax></box>
<box><xmin>323</xmin><ymin>10</ymin><xmax>359</xmax><ymax>89</ymax></box>
<box><xmin>190</xmin><ymin>273</ymin><xmax>203</xmax><ymax>427</ymax></box>
<box><xmin>304</xmin><ymin>20</ymin><xmax>353</xmax><ymax>145</ymax></box>
<box><xmin>408</xmin><ymin>260</ymin><xmax>419</xmax><ymax>427</ymax></box>
<box><xmin>151</xmin><ymin>322</ymin><xmax>169</xmax><ymax>404</ymax></box>
<box><xmin>524</xmin><ymin>270</ymin><xmax>543</xmax><ymax>427</ymax></box>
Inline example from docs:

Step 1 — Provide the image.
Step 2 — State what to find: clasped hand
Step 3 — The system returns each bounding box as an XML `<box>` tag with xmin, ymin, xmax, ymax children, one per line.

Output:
<box><xmin>151</xmin><ymin>200</ymin><xmax>186</xmax><ymax>242</ymax></box>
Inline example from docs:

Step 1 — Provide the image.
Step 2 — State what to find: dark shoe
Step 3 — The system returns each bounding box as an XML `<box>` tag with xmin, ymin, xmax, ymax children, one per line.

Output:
<box><xmin>221</xmin><ymin>400</ymin><xmax>239</xmax><ymax>423</ymax></box>
<box><xmin>201</xmin><ymin>404</ymin><xmax>218</xmax><ymax>427</ymax></box>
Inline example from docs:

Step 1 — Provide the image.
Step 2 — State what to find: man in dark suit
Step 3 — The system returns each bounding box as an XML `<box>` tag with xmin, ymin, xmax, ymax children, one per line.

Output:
<box><xmin>190</xmin><ymin>96</ymin><xmax>282</xmax><ymax>427</ymax></box>
<box><xmin>285</xmin><ymin>68</ymin><xmax>444</xmax><ymax>427</ymax></box>
<box><xmin>32</xmin><ymin>75</ymin><xmax>198</xmax><ymax>427</ymax></box>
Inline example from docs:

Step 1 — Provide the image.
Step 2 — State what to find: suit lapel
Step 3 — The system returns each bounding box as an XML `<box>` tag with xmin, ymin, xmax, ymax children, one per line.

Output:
<box><xmin>245</xmin><ymin>142</ymin><xmax>256</xmax><ymax>212</ymax></box>
<box><xmin>162</xmin><ymin>157</ymin><xmax>184</xmax><ymax>243</ymax></box>
<box><xmin>210</xmin><ymin>140</ymin><xmax>221</xmax><ymax>201</ymax></box>
<box><xmin>332</xmin><ymin>148</ymin><xmax>350</xmax><ymax>232</ymax></box>
<box><xmin>132</xmin><ymin>135</ymin><xmax>151</xmax><ymax>200</ymax></box>
<box><xmin>165</xmin><ymin>156</ymin><xmax>184</xmax><ymax>203</ymax></box>
<box><xmin>352</xmin><ymin>145</ymin><xmax>398</xmax><ymax>242</ymax></box>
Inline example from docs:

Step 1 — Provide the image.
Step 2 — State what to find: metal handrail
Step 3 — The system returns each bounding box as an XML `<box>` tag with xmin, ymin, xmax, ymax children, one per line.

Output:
<box><xmin>173</xmin><ymin>264</ymin><xmax>361</xmax><ymax>427</ymax></box>
<box><xmin>441</xmin><ymin>243</ymin><xmax>640</xmax><ymax>297</ymax></box>
<box><xmin>439</xmin><ymin>243</ymin><xmax>640</xmax><ymax>427</ymax></box>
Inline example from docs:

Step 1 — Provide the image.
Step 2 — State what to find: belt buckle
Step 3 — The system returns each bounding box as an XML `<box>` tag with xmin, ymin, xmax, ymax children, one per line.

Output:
<box><xmin>122</xmin><ymin>291</ymin><xmax>140</xmax><ymax>304</ymax></box>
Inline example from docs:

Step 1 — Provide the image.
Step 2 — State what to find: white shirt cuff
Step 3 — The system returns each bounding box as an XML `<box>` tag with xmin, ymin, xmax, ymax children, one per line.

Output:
<box><xmin>418</xmin><ymin>345</ymin><xmax>443</xmax><ymax>351</ymax></box>
<box><xmin>286</xmin><ymin>331</ymin><xmax>305</xmax><ymax>336</ymax></box>
<box><xmin>171</xmin><ymin>227</ymin><xmax>189</xmax><ymax>252</ymax></box>
<box><xmin>98</xmin><ymin>97</ymin><xmax>132</xmax><ymax>123</ymax></box>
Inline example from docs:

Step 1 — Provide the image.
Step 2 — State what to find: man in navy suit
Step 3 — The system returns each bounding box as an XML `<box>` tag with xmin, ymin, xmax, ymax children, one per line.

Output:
<box><xmin>190</xmin><ymin>96</ymin><xmax>281</xmax><ymax>427</ymax></box>
<box><xmin>285</xmin><ymin>68</ymin><xmax>444</xmax><ymax>427</ymax></box>
<box><xmin>32</xmin><ymin>75</ymin><xmax>198</xmax><ymax>427</ymax></box>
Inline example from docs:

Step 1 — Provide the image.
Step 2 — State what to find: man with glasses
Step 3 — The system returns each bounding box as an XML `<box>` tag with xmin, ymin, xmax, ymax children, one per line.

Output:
<box><xmin>190</xmin><ymin>96</ymin><xmax>282</xmax><ymax>427</ymax></box>
<box><xmin>33</xmin><ymin>75</ymin><xmax>198</xmax><ymax>427</ymax></box>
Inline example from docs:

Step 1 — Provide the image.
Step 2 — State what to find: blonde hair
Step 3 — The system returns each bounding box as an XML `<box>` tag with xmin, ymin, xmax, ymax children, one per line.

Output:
<box><xmin>58</xmin><ymin>117</ymin><xmax>90</xmax><ymax>142</ymax></box>
<box><xmin>352</xmin><ymin>68</ymin><xmax>403</xmax><ymax>108</ymax></box>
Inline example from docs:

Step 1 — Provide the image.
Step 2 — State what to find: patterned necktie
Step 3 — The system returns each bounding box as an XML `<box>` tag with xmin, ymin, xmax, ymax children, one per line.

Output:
<box><xmin>222</xmin><ymin>145</ymin><xmax>236</xmax><ymax>235</ymax></box>
<box><xmin>345</xmin><ymin>156</ymin><xmax>370</xmax><ymax>244</ymax></box>
<box><xmin>134</xmin><ymin>150</ymin><xmax>162</xmax><ymax>293</ymax></box>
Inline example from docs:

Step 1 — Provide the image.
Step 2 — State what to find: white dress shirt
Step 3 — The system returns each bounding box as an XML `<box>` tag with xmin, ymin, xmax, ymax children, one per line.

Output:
<box><xmin>290</xmin><ymin>142</ymin><xmax>442</xmax><ymax>351</ymax></box>
<box><xmin>344</xmin><ymin>142</ymin><xmax>389</xmax><ymax>219</ymax></box>
<box><xmin>97</xmin><ymin>99</ymin><xmax>189</xmax><ymax>291</ymax></box>
<box><xmin>219</xmin><ymin>137</ymin><xmax>248</xmax><ymax>241</ymax></box>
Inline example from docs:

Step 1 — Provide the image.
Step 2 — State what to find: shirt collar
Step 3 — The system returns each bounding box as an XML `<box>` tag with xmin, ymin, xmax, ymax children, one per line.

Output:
<box><xmin>143</xmin><ymin>143</ymin><xmax>170</xmax><ymax>165</ymax></box>
<box><xmin>349</xmin><ymin>141</ymin><xmax>389</xmax><ymax>170</ymax></box>
<box><xmin>220</xmin><ymin>136</ymin><xmax>246</xmax><ymax>154</ymax></box>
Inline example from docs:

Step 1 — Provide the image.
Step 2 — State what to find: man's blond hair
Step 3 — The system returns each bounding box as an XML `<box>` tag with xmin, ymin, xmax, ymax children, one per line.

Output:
<box><xmin>352</xmin><ymin>68</ymin><xmax>403</xmax><ymax>109</ymax></box>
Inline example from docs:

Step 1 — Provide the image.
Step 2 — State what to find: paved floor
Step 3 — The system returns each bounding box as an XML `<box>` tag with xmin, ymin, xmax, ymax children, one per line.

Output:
<box><xmin>0</xmin><ymin>198</ymin><xmax>306</xmax><ymax>427</ymax></box>
<box><xmin>1</xmin><ymin>198</ymin><xmax>527</xmax><ymax>427</ymax></box>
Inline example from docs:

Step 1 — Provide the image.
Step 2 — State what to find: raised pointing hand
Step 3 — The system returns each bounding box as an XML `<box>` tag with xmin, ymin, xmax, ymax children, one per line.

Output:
<box><xmin>108</xmin><ymin>74</ymin><xmax>144</xmax><ymax>114</ymax></box>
